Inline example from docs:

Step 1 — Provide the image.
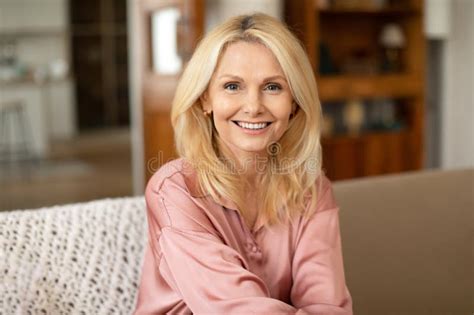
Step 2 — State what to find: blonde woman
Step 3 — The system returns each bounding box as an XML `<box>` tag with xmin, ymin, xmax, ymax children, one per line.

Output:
<box><xmin>135</xmin><ymin>13</ymin><xmax>352</xmax><ymax>314</ymax></box>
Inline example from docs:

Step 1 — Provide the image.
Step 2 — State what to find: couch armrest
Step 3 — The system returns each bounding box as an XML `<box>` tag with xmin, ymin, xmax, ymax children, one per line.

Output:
<box><xmin>333</xmin><ymin>169</ymin><xmax>474</xmax><ymax>315</ymax></box>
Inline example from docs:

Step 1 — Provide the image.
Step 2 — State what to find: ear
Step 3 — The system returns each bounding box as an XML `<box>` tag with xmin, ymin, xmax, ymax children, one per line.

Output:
<box><xmin>200</xmin><ymin>91</ymin><xmax>212</xmax><ymax>112</ymax></box>
<box><xmin>291</xmin><ymin>101</ymin><xmax>298</xmax><ymax>116</ymax></box>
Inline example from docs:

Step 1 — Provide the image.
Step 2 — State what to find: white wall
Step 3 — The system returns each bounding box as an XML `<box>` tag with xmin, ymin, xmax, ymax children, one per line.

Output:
<box><xmin>425</xmin><ymin>0</ymin><xmax>451</xmax><ymax>39</ymax></box>
<box><xmin>0</xmin><ymin>0</ymin><xmax>67</xmax><ymax>31</ymax></box>
<box><xmin>441</xmin><ymin>0</ymin><xmax>474</xmax><ymax>169</ymax></box>
<box><xmin>205</xmin><ymin>0</ymin><xmax>282</xmax><ymax>31</ymax></box>
<box><xmin>128</xmin><ymin>0</ymin><xmax>145</xmax><ymax>194</ymax></box>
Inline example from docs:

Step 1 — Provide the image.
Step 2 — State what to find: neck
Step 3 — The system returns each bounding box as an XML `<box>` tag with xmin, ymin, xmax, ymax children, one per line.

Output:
<box><xmin>233</xmin><ymin>153</ymin><xmax>269</xmax><ymax>186</ymax></box>
<box><xmin>216</xmin><ymin>138</ymin><xmax>269</xmax><ymax>184</ymax></box>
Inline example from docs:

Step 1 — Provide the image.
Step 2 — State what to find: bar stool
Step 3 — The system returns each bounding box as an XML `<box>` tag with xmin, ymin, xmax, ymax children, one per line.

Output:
<box><xmin>0</xmin><ymin>100</ymin><xmax>36</xmax><ymax>164</ymax></box>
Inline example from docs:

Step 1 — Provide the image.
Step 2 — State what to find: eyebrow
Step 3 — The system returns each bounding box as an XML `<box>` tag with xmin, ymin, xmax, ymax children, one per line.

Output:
<box><xmin>218</xmin><ymin>74</ymin><xmax>287</xmax><ymax>82</ymax></box>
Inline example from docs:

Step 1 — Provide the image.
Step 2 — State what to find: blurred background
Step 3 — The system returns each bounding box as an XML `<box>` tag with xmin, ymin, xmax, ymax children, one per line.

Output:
<box><xmin>0</xmin><ymin>0</ymin><xmax>472</xmax><ymax>211</ymax></box>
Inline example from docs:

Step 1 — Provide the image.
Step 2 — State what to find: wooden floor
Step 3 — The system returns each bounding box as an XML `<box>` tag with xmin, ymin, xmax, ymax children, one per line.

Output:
<box><xmin>0</xmin><ymin>128</ymin><xmax>133</xmax><ymax>211</ymax></box>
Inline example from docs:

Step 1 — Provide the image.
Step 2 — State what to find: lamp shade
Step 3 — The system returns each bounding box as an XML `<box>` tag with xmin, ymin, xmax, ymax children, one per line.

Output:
<box><xmin>380</xmin><ymin>23</ymin><xmax>406</xmax><ymax>48</ymax></box>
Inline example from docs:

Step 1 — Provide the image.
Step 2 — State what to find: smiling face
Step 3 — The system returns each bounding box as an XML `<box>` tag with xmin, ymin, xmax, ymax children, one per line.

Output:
<box><xmin>201</xmin><ymin>41</ymin><xmax>295</xmax><ymax>162</ymax></box>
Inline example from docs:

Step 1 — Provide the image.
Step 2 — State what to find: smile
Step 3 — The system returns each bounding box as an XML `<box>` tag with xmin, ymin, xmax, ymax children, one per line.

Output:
<box><xmin>232</xmin><ymin>121</ymin><xmax>272</xmax><ymax>130</ymax></box>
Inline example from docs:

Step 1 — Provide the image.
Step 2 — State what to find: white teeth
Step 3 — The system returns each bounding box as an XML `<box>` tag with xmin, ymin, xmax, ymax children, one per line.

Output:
<box><xmin>236</xmin><ymin>121</ymin><xmax>269</xmax><ymax>130</ymax></box>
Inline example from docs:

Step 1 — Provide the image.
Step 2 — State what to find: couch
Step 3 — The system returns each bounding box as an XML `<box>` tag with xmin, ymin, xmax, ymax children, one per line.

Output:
<box><xmin>0</xmin><ymin>168</ymin><xmax>472</xmax><ymax>314</ymax></box>
<box><xmin>335</xmin><ymin>168</ymin><xmax>473</xmax><ymax>315</ymax></box>
<box><xmin>0</xmin><ymin>197</ymin><xmax>147</xmax><ymax>314</ymax></box>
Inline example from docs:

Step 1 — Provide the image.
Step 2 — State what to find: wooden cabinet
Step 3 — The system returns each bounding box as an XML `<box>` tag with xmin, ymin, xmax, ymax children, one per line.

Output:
<box><xmin>284</xmin><ymin>0</ymin><xmax>425</xmax><ymax>180</ymax></box>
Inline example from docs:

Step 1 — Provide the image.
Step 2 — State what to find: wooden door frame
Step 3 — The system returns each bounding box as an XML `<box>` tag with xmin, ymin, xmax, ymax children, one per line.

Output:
<box><xmin>128</xmin><ymin>0</ymin><xmax>204</xmax><ymax>193</ymax></box>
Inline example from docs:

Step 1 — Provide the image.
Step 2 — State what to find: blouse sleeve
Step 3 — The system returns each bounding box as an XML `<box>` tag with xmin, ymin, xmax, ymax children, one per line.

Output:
<box><xmin>137</xmin><ymin>174</ymin><xmax>303</xmax><ymax>314</ymax></box>
<box><xmin>290</xmin><ymin>176</ymin><xmax>353</xmax><ymax>314</ymax></box>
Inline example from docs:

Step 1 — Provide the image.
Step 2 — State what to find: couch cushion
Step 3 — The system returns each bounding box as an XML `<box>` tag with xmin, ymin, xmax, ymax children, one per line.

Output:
<box><xmin>0</xmin><ymin>197</ymin><xmax>147</xmax><ymax>314</ymax></box>
<box><xmin>333</xmin><ymin>169</ymin><xmax>473</xmax><ymax>315</ymax></box>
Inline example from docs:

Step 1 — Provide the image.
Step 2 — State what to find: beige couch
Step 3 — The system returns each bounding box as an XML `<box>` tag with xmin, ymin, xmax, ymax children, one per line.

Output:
<box><xmin>334</xmin><ymin>168</ymin><xmax>473</xmax><ymax>315</ymax></box>
<box><xmin>1</xmin><ymin>168</ymin><xmax>472</xmax><ymax>314</ymax></box>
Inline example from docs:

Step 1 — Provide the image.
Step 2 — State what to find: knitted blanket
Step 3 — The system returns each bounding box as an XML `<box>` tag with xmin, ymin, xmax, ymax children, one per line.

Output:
<box><xmin>0</xmin><ymin>197</ymin><xmax>147</xmax><ymax>314</ymax></box>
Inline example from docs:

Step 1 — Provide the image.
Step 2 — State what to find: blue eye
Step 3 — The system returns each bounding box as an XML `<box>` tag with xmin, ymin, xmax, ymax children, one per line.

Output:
<box><xmin>224</xmin><ymin>83</ymin><xmax>239</xmax><ymax>91</ymax></box>
<box><xmin>265</xmin><ymin>83</ymin><xmax>282</xmax><ymax>91</ymax></box>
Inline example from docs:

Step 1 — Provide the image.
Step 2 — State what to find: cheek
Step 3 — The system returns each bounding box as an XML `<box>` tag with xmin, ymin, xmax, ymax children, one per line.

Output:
<box><xmin>271</xmin><ymin>105</ymin><xmax>293</xmax><ymax>133</ymax></box>
<box><xmin>211</xmin><ymin>97</ymin><xmax>239</xmax><ymax>120</ymax></box>
<box><xmin>273</xmin><ymin>119</ymin><xmax>290</xmax><ymax>136</ymax></box>
<box><xmin>213</xmin><ymin>108</ymin><xmax>233</xmax><ymax>124</ymax></box>
<box><xmin>210</xmin><ymin>101</ymin><xmax>236</xmax><ymax>132</ymax></box>
<box><xmin>272</xmin><ymin>102</ymin><xmax>293</xmax><ymax>122</ymax></box>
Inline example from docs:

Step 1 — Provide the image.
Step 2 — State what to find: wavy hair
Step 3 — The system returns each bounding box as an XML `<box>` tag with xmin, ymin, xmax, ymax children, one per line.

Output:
<box><xmin>171</xmin><ymin>13</ymin><xmax>322</xmax><ymax>227</ymax></box>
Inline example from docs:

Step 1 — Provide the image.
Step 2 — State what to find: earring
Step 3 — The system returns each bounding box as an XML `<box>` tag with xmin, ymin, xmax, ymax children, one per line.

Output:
<box><xmin>203</xmin><ymin>110</ymin><xmax>212</xmax><ymax>117</ymax></box>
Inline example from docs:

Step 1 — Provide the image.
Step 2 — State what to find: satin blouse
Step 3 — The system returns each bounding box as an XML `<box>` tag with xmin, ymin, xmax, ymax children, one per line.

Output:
<box><xmin>134</xmin><ymin>158</ymin><xmax>352</xmax><ymax>314</ymax></box>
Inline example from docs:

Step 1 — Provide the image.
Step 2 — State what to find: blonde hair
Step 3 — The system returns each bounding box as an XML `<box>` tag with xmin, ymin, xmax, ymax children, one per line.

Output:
<box><xmin>171</xmin><ymin>13</ymin><xmax>322</xmax><ymax>226</ymax></box>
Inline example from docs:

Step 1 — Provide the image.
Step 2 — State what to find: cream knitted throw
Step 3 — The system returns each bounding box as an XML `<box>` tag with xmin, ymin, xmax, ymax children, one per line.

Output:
<box><xmin>0</xmin><ymin>197</ymin><xmax>147</xmax><ymax>314</ymax></box>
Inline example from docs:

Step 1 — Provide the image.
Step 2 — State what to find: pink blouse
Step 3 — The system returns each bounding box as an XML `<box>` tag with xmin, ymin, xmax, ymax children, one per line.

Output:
<box><xmin>134</xmin><ymin>158</ymin><xmax>352</xmax><ymax>314</ymax></box>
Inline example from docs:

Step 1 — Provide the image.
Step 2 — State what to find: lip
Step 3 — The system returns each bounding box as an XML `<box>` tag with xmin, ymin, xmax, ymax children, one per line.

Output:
<box><xmin>233</xmin><ymin>120</ymin><xmax>272</xmax><ymax>124</ymax></box>
<box><xmin>232</xmin><ymin>120</ymin><xmax>272</xmax><ymax>135</ymax></box>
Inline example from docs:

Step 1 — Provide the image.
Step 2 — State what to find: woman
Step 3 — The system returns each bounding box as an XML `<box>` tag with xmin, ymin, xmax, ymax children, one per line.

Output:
<box><xmin>135</xmin><ymin>13</ymin><xmax>353</xmax><ymax>314</ymax></box>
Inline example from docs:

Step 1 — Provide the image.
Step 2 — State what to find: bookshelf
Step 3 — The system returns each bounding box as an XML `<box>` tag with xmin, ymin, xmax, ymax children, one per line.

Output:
<box><xmin>284</xmin><ymin>0</ymin><xmax>425</xmax><ymax>180</ymax></box>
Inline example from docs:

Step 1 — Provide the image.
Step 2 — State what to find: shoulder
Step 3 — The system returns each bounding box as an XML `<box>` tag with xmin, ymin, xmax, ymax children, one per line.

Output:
<box><xmin>317</xmin><ymin>173</ymin><xmax>338</xmax><ymax>211</ymax></box>
<box><xmin>303</xmin><ymin>172</ymin><xmax>338</xmax><ymax>215</ymax></box>
<box><xmin>146</xmin><ymin>158</ymin><xmax>196</xmax><ymax>194</ymax></box>
<box><xmin>145</xmin><ymin>158</ymin><xmax>216</xmax><ymax>234</ymax></box>
<box><xmin>146</xmin><ymin>158</ymin><xmax>206</xmax><ymax>199</ymax></box>
<box><xmin>289</xmin><ymin>173</ymin><xmax>339</xmax><ymax>237</ymax></box>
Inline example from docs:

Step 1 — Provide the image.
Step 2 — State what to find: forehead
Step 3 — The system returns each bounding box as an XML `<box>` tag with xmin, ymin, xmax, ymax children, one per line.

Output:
<box><xmin>213</xmin><ymin>41</ymin><xmax>285</xmax><ymax>78</ymax></box>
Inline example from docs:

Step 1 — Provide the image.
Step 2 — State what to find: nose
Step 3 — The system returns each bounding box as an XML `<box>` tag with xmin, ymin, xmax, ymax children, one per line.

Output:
<box><xmin>243</xmin><ymin>88</ymin><xmax>264</xmax><ymax>116</ymax></box>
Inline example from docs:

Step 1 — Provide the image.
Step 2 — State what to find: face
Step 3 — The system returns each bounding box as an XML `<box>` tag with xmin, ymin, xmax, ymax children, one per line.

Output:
<box><xmin>201</xmin><ymin>41</ymin><xmax>295</xmax><ymax>161</ymax></box>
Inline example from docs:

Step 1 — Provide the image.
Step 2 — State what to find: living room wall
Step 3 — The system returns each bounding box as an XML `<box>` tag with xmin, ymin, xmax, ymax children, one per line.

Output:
<box><xmin>440</xmin><ymin>0</ymin><xmax>474</xmax><ymax>169</ymax></box>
